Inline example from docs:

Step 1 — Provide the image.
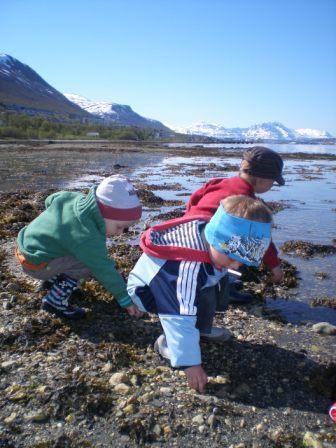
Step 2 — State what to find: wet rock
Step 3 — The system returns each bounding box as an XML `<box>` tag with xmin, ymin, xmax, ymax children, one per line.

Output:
<box><xmin>312</xmin><ymin>322</ymin><xmax>336</xmax><ymax>335</ymax></box>
<box><xmin>153</xmin><ymin>424</ymin><xmax>161</xmax><ymax>436</ymax></box>
<box><xmin>1</xmin><ymin>360</ymin><xmax>18</xmax><ymax>370</ymax></box>
<box><xmin>192</xmin><ymin>414</ymin><xmax>204</xmax><ymax>425</ymax></box>
<box><xmin>109</xmin><ymin>372</ymin><xmax>129</xmax><ymax>386</ymax></box>
<box><xmin>207</xmin><ymin>414</ymin><xmax>217</xmax><ymax>429</ymax></box>
<box><xmin>303</xmin><ymin>431</ymin><xmax>323</xmax><ymax>448</ymax></box>
<box><xmin>24</xmin><ymin>410</ymin><xmax>49</xmax><ymax>423</ymax></box>
<box><xmin>114</xmin><ymin>383</ymin><xmax>130</xmax><ymax>394</ymax></box>
<box><xmin>3</xmin><ymin>300</ymin><xmax>13</xmax><ymax>310</ymax></box>
<box><xmin>102</xmin><ymin>362</ymin><xmax>113</xmax><ymax>372</ymax></box>
<box><xmin>159</xmin><ymin>386</ymin><xmax>173</xmax><ymax>396</ymax></box>
<box><xmin>4</xmin><ymin>413</ymin><xmax>17</xmax><ymax>424</ymax></box>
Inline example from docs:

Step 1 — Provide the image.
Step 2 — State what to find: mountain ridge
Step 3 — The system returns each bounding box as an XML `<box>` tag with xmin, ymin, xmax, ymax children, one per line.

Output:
<box><xmin>64</xmin><ymin>93</ymin><xmax>170</xmax><ymax>131</ymax></box>
<box><xmin>0</xmin><ymin>53</ymin><xmax>90</xmax><ymax>118</ymax></box>
<box><xmin>174</xmin><ymin>121</ymin><xmax>333</xmax><ymax>141</ymax></box>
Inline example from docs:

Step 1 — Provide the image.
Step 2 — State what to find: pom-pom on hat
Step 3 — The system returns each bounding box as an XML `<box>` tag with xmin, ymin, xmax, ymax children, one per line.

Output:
<box><xmin>96</xmin><ymin>175</ymin><xmax>142</xmax><ymax>221</ymax></box>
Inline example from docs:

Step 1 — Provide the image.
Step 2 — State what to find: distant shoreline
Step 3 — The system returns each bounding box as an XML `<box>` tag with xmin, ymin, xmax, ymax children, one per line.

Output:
<box><xmin>1</xmin><ymin>140</ymin><xmax>336</xmax><ymax>160</ymax></box>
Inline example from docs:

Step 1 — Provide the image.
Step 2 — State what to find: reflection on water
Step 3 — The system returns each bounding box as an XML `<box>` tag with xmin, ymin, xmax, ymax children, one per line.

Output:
<box><xmin>168</xmin><ymin>142</ymin><xmax>336</xmax><ymax>154</ymax></box>
<box><xmin>132</xmin><ymin>155</ymin><xmax>336</xmax><ymax>324</ymax></box>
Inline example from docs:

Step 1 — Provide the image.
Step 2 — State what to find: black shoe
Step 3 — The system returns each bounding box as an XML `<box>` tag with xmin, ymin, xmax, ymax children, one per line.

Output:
<box><xmin>228</xmin><ymin>284</ymin><xmax>254</xmax><ymax>305</ymax></box>
<box><xmin>42</xmin><ymin>299</ymin><xmax>86</xmax><ymax>320</ymax></box>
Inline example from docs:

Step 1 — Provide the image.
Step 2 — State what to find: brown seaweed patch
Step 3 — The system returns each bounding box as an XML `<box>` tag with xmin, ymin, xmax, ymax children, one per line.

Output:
<box><xmin>281</xmin><ymin>240</ymin><xmax>336</xmax><ymax>258</ymax></box>
<box><xmin>241</xmin><ymin>259</ymin><xmax>299</xmax><ymax>299</ymax></box>
<box><xmin>137</xmin><ymin>188</ymin><xmax>183</xmax><ymax>208</ymax></box>
<box><xmin>108</xmin><ymin>244</ymin><xmax>142</xmax><ymax>277</ymax></box>
<box><xmin>151</xmin><ymin>208</ymin><xmax>185</xmax><ymax>221</ymax></box>
<box><xmin>136</xmin><ymin>182</ymin><xmax>182</xmax><ymax>191</ymax></box>
<box><xmin>311</xmin><ymin>296</ymin><xmax>336</xmax><ymax>309</ymax></box>
<box><xmin>264</xmin><ymin>200</ymin><xmax>291</xmax><ymax>214</ymax></box>
<box><xmin>314</xmin><ymin>272</ymin><xmax>329</xmax><ymax>280</ymax></box>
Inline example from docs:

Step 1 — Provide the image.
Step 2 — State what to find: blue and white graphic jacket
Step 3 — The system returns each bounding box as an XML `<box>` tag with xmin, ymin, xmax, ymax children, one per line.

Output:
<box><xmin>128</xmin><ymin>216</ymin><xmax>227</xmax><ymax>367</ymax></box>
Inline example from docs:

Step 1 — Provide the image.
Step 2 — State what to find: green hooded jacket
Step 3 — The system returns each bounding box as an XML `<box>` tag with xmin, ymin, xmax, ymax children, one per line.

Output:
<box><xmin>17</xmin><ymin>186</ymin><xmax>132</xmax><ymax>308</ymax></box>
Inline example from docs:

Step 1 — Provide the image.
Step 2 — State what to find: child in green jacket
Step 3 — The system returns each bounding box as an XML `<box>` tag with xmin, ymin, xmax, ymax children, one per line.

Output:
<box><xmin>16</xmin><ymin>175</ymin><xmax>143</xmax><ymax>319</ymax></box>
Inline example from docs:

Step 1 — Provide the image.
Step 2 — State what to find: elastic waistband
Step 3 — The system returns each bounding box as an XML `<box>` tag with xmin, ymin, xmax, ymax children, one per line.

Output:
<box><xmin>15</xmin><ymin>246</ymin><xmax>48</xmax><ymax>271</ymax></box>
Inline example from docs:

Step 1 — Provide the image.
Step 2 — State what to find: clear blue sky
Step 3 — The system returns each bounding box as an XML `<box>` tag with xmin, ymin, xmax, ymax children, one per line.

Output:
<box><xmin>1</xmin><ymin>0</ymin><xmax>336</xmax><ymax>133</ymax></box>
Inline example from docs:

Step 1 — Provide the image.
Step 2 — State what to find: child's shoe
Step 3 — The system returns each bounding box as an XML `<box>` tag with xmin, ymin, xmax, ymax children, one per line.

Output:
<box><xmin>41</xmin><ymin>273</ymin><xmax>86</xmax><ymax>320</ymax></box>
<box><xmin>154</xmin><ymin>334</ymin><xmax>170</xmax><ymax>360</ymax></box>
<box><xmin>200</xmin><ymin>327</ymin><xmax>232</xmax><ymax>341</ymax></box>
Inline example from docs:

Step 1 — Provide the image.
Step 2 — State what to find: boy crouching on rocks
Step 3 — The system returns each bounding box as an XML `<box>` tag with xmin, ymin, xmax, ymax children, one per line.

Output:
<box><xmin>15</xmin><ymin>175</ymin><xmax>143</xmax><ymax>320</ymax></box>
<box><xmin>127</xmin><ymin>195</ymin><xmax>272</xmax><ymax>393</ymax></box>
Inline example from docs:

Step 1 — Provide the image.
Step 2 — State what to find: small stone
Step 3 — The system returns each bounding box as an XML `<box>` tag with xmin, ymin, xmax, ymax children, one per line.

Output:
<box><xmin>159</xmin><ymin>386</ymin><xmax>173</xmax><ymax>396</ymax></box>
<box><xmin>163</xmin><ymin>425</ymin><xmax>171</xmax><ymax>435</ymax></box>
<box><xmin>240</xmin><ymin>418</ymin><xmax>246</xmax><ymax>428</ymax></box>
<box><xmin>126</xmin><ymin>395</ymin><xmax>138</xmax><ymax>405</ymax></box>
<box><xmin>235</xmin><ymin>444</ymin><xmax>245</xmax><ymax>448</ymax></box>
<box><xmin>277</xmin><ymin>386</ymin><xmax>284</xmax><ymax>393</ymax></box>
<box><xmin>269</xmin><ymin>428</ymin><xmax>283</xmax><ymax>441</ymax></box>
<box><xmin>109</xmin><ymin>372</ymin><xmax>128</xmax><ymax>386</ymax></box>
<box><xmin>198</xmin><ymin>425</ymin><xmax>206</xmax><ymax>433</ymax></box>
<box><xmin>130</xmin><ymin>375</ymin><xmax>138</xmax><ymax>386</ymax></box>
<box><xmin>123</xmin><ymin>404</ymin><xmax>134</xmax><ymax>414</ymax></box>
<box><xmin>10</xmin><ymin>391</ymin><xmax>27</xmax><ymax>401</ymax></box>
<box><xmin>3</xmin><ymin>301</ymin><xmax>13</xmax><ymax>310</ymax></box>
<box><xmin>153</xmin><ymin>424</ymin><xmax>161</xmax><ymax>436</ymax></box>
<box><xmin>207</xmin><ymin>414</ymin><xmax>216</xmax><ymax>428</ymax></box>
<box><xmin>312</xmin><ymin>322</ymin><xmax>336</xmax><ymax>335</ymax></box>
<box><xmin>192</xmin><ymin>414</ymin><xmax>204</xmax><ymax>425</ymax></box>
<box><xmin>65</xmin><ymin>414</ymin><xmax>75</xmax><ymax>423</ymax></box>
<box><xmin>140</xmin><ymin>392</ymin><xmax>154</xmax><ymax>403</ymax></box>
<box><xmin>214</xmin><ymin>375</ymin><xmax>229</xmax><ymax>384</ymax></box>
<box><xmin>254</xmin><ymin>423</ymin><xmax>264</xmax><ymax>432</ymax></box>
<box><xmin>212</xmin><ymin>406</ymin><xmax>219</xmax><ymax>414</ymax></box>
<box><xmin>1</xmin><ymin>360</ymin><xmax>17</xmax><ymax>370</ymax></box>
<box><xmin>36</xmin><ymin>385</ymin><xmax>47</xmax><ymax>394</ymax></box>
<box><xmin>114</xmin><ymin>383</ymin><xmax>130</xmax><ymax>394</ymax></box>
<box><xmin>152</xmin><ymin>399</ymin><xmax>164</xmax><ymax>407</ymax></box>
<box><xmin>4</xmin><ymin>413</ymin><xmax>17</xmax><ymax>424</ymax></box>
<box><xmin>24</xmin><ymin>411</ymin><xmax>49</xmax><ymax>423</ymax></box>
<box><xmin>102</xmin><ymin>362</ymin><xmax>113</xmax><ymax>373</ymax></box>
<box><xmin>303</xmin><ymin>431</ymin><xmax>323</xmax><ymax>448</ymax></box>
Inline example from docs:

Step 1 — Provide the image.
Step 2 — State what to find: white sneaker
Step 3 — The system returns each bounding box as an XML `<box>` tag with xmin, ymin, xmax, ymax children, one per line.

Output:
<box><xmin>200</xmin><ymin>327</ymin><xmax>232</xmax><ymax>341</ymax></box>
<box><xmin>154</xmin><ymin>334</ymin><xmax>170</xmax><ymax>360</ymax></box>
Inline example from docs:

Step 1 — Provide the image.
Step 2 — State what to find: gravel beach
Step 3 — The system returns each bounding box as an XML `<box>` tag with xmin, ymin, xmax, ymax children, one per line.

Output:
<box><xmin>0</xmin><ymin>142</ymin><xmax>335</xmax><ymax>447</ymax></box>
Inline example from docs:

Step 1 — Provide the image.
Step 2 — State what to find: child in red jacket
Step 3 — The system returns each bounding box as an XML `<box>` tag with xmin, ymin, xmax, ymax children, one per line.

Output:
<box><xmin>184</xmin><ymin>146</ymin><xmax>285</xmax><ymax>307</ymax></box>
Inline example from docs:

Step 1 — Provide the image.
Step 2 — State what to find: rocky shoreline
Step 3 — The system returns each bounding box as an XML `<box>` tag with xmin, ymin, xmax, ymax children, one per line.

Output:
<box><xmin>0</xmin><ymin>146</ymin><xmax>336</xmax><ymax>447</ymax></box>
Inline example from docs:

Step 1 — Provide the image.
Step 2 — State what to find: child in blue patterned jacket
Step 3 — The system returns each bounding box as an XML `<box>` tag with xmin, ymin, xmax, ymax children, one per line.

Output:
<box><xmin>127</xmin><ymin>195</ymin><xmax>272</xmax><ymax>393</ymax></box>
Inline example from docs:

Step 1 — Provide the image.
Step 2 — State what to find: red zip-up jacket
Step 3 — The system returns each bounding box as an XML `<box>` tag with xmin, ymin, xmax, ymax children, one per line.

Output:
<box><xmin>184</xmin><ymin>176</ymin><xmax>280</xmax><ymax>269</ymax></box>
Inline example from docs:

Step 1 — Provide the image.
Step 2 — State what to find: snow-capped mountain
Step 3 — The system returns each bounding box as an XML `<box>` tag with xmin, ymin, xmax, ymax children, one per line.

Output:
<box><xmin>64</xmin><ymin>93</ymin><xmax>170</xmax><ymax>131</ymax></box>
<box><xmin>0</xmin><ymin>53</ymin><xmax>89</xmax><ymax>118</ymax></box>
<box><xmin>175</xmin><ymin>121</ymin><xmax>333</xmax><ymax>141</ymax></box>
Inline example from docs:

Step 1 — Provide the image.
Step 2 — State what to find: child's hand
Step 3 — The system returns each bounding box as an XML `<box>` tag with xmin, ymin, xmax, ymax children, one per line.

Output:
<box><xmin>185</xmin><ymin>365</ymin><xmax>208</xmax><ymax>393</ymax></box>
<box><xmin>271</xmin><ymin>265</ymin><xmax>284</xmax><ymax>283</ymax></box>
<box><xmin>126</xmin><ymin>304</ymin><xmax>144</xmax><ymax>318</ymax></box>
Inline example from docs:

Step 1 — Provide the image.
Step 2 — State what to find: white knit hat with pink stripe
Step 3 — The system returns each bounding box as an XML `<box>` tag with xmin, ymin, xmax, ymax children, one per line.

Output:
<box><xmin>96</xmin><ymin>175</ymin><xmax>142</xmax><ymax>221</ymax></box>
